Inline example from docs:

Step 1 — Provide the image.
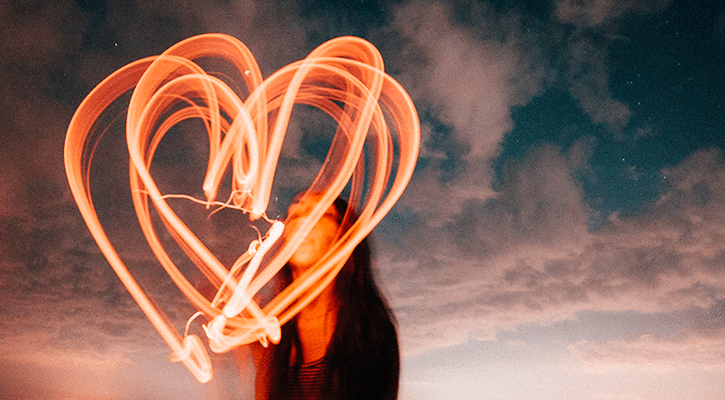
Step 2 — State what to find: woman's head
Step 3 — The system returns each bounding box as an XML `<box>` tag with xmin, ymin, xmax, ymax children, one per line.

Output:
<box><xmin>285</xmin><ymin>193</ymin><xmax>343</xmax><ymax>275</ymax></box>
<box><xmin>284</xmin><ymin>193</ymin><xmax>369</xmax><ymax>294</ymax></box>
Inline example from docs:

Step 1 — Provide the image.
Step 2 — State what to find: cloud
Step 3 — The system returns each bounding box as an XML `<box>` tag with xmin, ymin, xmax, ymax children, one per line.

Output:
<box><xmin>386</xmin><ymin>0</ymin><xmax>663</xmax><ymax>232</ymax></box>
<box><xmin>552</xmin><ymin>0</ymin><xmax>673</xmax><ymax>137</ymax></box>
<box><xmin>595</xmin><ymin>148</ymin><xmax>725</xmax><ymax>296</ymax></box>
<box><xmin>498</xmin><ymin>298</ymin><xmax>725</xmax><ymax>344</ymax></box>
<box><xmin>394</xmin><ymin>0</ymin><xmax>546</xmax><ymax>159</ymax></box>
<box><xmin>569</xmin><ymin>327</ymin><xmax>725</xmax><ymax>371</ymax></box>
<box><xmin>554</xmin><ymin>0</ymin><xmax>674</xmax><ymax>136</ymax></box>
<box><xmin>386</xmin><ymin>0</ymin><xmax>557</xmax><ymax>242</ymax></box>
<box><xmin>556</xmin><ymin>0</ymin><xmax>673</xmax><ymax>27</ymax></box>
<box><xmin>384</xmin><ymin>143</ymin><xmax>594</xmax><ymax>353</ymax></box>
<box><xmin>373</xmin><ymin>4</ymin><xmax>722</xmax><ymax>357</ymax></box>
<box><xmin>382</xmin><ymin>147</ymin><xmax>725</xmax><ymax>356</ymax></box>
<box><xmin>564</xmin><ymin>31</ymin><xmax>632</xmax><ymax>133</ymax></box>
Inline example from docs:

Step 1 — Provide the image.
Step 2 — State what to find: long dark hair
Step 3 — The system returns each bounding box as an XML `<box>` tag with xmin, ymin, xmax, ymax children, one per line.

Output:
<box><xmin>263</xmin><ymin>197</ymin><xmax>400</xmax><ymax>399</ymax></box>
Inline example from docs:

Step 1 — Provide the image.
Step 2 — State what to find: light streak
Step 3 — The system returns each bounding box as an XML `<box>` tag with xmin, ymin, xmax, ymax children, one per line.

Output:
<box><xmin>64</xmin><ymin>33</ymin><xmax>420</xmax><ymax>383</ymax></box>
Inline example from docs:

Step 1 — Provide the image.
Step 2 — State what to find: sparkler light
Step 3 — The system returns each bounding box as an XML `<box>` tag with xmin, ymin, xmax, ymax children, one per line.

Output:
<box><xmin>64</xmin><ymin>33</ymin><xmax>420</xmax><ymax>383</ymax></box>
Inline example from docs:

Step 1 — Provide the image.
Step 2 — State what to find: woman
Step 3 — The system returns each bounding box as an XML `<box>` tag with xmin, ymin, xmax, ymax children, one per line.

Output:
<box><xmin>253</xmin><ymin>194</ymin><xmax>400</xmax><ymax>400</ymax></box>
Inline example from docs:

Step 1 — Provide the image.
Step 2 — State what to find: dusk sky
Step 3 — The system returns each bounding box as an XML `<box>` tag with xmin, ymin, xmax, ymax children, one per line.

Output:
<box><xmin>1</xmin><ymin>0</ymin><xmax>725</xmax><ymax>399</ymax></box>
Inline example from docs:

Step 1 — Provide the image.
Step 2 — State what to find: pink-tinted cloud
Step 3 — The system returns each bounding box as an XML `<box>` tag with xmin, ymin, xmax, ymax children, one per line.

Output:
<box><xmin>389</xmin><ymin>0</ymin><xmax>553</xmax><ymax>238</ymax></box>
<box><xmin>384</xmin><ymin>147</ymin><xmax>725</xmax><ymax>355</ymax></box>
<box><xmin>394</xmin><ymin>0</ymin><xmax>545</xmax><ymax>160</ymax></box>
<box><xmin>385</xmin><ymin>143</ymin><xmax>594</xmax><ymax>353</ymax></box>
<box><xmin>569</xmin><ymin>327</ymin><xmax>725</xmax><ymax>371</ymax></box>
<box><xmin>555</xmin><ymin>0</ymin><xmax>672</xmax><ymax>135</ymax></box>
<box><xmin>556</xmin><ymin>0</ymin><xmax>673</xmax><ymax>27</ymax></box>
<box><xmin>564</xmin><ymin>32</ymin><xmax>632</xmax><ymax>133</ymax></box>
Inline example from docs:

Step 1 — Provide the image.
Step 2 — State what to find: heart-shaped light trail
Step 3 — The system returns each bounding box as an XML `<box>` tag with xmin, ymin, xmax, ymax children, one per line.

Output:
<box><xmin>65</xmin><ymin>33</ymin><xmax>420</xmax><ymax>383</ymax></box>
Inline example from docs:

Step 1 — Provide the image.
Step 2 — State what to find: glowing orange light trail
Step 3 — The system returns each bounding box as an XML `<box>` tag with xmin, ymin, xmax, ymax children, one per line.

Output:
<box><xmin>64</xmin><ymin>33</ymin><xmax>420</xmax><ymax>383</ymax></box>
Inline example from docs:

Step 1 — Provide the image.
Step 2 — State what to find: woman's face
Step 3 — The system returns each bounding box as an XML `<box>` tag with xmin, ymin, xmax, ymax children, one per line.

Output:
<box><xmin>286</xmin><ymin>196</ymin><xmax>342</xmax><ymax>273</ymax></box>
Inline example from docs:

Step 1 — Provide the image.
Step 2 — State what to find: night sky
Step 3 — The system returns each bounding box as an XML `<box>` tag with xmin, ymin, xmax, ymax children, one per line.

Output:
<box><xmin>1</xmin><ymin>0</ymin><xmax>725</xmax><ymax>399</ymax></box>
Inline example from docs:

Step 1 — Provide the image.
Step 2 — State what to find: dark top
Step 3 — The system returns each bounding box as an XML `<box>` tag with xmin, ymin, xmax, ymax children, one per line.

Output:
<box><xmin>284</xmin><ymin>355</ymin><xmax>338</xmax><ymax>400</ymax></box>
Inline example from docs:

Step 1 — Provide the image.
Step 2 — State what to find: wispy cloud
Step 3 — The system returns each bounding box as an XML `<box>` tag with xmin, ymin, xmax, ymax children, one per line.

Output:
<box><xmin>569</xmin><ymin>327</ymin><xmax>725</xmax><ymax>371</ymax></box>
<box><xmin>556</xmin><ymin>0</ymin><xmax>673</xmax><ymax>27</ymax></box>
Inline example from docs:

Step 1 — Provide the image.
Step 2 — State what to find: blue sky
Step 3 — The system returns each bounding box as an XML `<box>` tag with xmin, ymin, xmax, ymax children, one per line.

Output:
<box><xmin>1</xmin><ymin>0</ymin><xmax>724</xmax><ymax>399</ymax></box>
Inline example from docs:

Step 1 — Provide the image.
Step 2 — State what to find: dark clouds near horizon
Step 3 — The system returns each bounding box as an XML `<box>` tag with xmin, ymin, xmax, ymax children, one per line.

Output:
<box><xmin>1</xmin><ymin>0</ymin><xmax>725</xmax><ymax>399</ymax></box>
